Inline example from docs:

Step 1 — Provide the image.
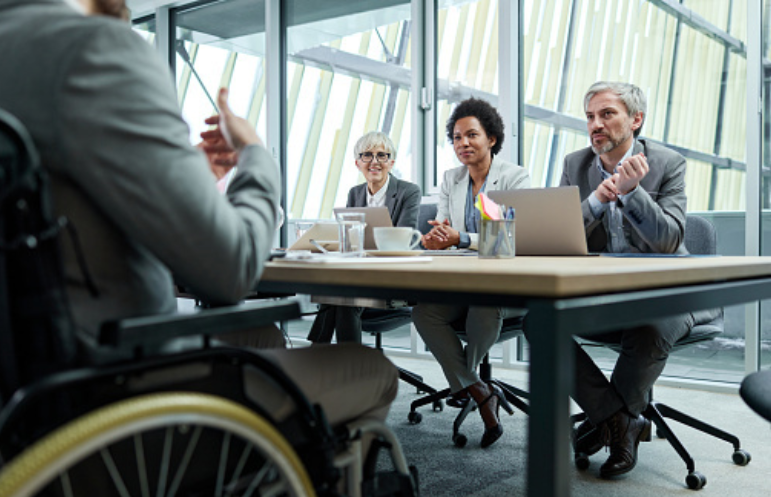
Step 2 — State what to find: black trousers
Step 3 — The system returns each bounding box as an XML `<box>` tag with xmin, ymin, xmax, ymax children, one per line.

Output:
<box><xmin>307</xmin><ymin>304</ymin><xmax>365</xmax><ymax>344</ymax></box>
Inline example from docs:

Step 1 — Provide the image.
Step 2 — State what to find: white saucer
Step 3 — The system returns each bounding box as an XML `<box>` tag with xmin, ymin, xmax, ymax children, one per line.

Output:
<box><xmin>367</xmin><ymin>250</ymin><xmax>424</xmax><ymax>257</ymax></box>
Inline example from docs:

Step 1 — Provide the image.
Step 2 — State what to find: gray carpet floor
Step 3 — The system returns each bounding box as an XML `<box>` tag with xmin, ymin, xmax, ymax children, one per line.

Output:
<box><xmin>385</xmin><ymin>355</ymin><xmax>771</xmax><ymax>497</ymax></box>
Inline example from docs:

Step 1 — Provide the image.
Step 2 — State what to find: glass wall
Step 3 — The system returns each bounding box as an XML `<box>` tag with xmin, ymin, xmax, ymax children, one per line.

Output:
<box><xmin>132</xmin><ymin>16</ymin><xmax>155</xmax><ymax>43</ymax></box>
<box><xmin>435</xmin><ymin>0</ymin><xmax>500</xmax><ymax>182</ymax></box>
<box><xmin>132</xmin><ymin>0</ymin><xmax>768</xmax><ymax>380</ymax></box>
<box><xmin>761</xmin><ymin>0</ymin><xmax>771</xmax><ymax>371</ymax></box>
<box><xmin>521</xmin><ymin>0</ymin><xmax>749</xmax><ymax>383</ymax></box>
<box><xmin>285</xmin><ymin>0</ymin><xmax>413</xmax><ymax>221</ymax></box>
<box><xmin>172</xmin><ymin>2</ymin><xmax>267</xmax><ymax>147</ymax></box>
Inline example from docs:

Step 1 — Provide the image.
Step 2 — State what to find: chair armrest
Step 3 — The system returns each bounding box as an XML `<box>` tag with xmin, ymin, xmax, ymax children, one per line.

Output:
<box><xmin>98</xmin><ymin>299</ymin><xmax>301</xmax><ymax>348</ymax></box>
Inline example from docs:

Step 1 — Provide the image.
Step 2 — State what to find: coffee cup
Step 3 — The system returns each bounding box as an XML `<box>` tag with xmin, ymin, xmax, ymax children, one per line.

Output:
<box><xmin>374</xmin><ymin>227</ymin><xmax>422</xmax><ymax>251</ymax></box>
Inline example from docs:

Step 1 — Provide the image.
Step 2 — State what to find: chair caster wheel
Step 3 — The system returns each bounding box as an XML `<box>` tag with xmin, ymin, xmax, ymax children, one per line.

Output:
<box><xmin>408</xmin><ymin>411</ymin><xmax>422</xmax><ymax>425</ymax></box>
<box><xmin>686</xmin><ymin>471</ymin><xmax>706</xmax><ymax>490</ymax></box>
<box><xmin>453</xmin><ymin>433</ymin><xmax>467</xmax><ymax>448</ymax></box>
<box><xmin>432</xmin><ymin>400</ymin><xmax>443</xmax><ymax>412</ymax></box>
<box><xmin>574</xmin><ymin>453</ymin><xmax>590</xmax><ymax>471</ymax></box>
<box><xmin>732</xmin><ymin>449</ymin><xmax>751</xmax><ymax>466</ymax></box>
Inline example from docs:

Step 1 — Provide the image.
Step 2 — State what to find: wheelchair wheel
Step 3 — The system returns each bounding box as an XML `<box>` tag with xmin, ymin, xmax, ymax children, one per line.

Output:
<box><xmin>0</xmin><ymin>392</ymin><xmax>315</xmax><ymax>497</ymax></box>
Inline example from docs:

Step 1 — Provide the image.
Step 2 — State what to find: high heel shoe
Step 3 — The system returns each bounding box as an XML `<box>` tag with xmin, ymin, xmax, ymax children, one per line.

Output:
<box><xmin>469</xmin><ymin>382</ymin><xmax>515</xmax><ymax>448</ymax></box>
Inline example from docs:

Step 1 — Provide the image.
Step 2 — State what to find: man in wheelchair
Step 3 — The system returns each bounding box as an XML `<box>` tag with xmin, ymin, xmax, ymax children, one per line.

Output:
<box><xmin>0</xmin><ymin>1</ymin><xmax>416</xmax><ymax>495</ymax></box>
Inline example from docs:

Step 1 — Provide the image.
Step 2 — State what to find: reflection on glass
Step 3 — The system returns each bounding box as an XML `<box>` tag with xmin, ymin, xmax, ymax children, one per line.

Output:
<box><xmin>436</xmin><ymin>0</ymin><xmax>499</xmax><ymax>181</ymax></box>
<box><xmin>761</xmin><ymin>0</ymin><xmax>771</xmax><ymax>370</ymax></box>
<box><xmin>132</xmin><ymin>18</ymin><xmax>155</xmax><ymax>44</ymax></box>
<box><xmin>286</xmin><ymin>0</ymin><xmax>413</xmax><ymax>221</ymax></box>
<box><xmin>522</xmin><ymin>0</ymin><xmax>748</xmax><ymax>382</ymax></box>
<box><xmin>172</xmin><ymin>1</ymin><xmax>267</xmax><ymax>145</ymax></box>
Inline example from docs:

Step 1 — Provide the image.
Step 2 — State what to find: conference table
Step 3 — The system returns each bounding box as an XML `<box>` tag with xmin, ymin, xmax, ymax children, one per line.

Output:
<box><xmin>258</xmin><ymin>254</ymin><xmax>771</xmax><ymax>496</ymax></box>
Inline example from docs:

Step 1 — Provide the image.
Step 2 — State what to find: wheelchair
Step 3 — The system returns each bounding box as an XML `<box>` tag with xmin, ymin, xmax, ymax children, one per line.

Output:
<box><xmin>0</xmin><ymin>108</ymin><xmax>418</xmax><ymax>497</ymax></box>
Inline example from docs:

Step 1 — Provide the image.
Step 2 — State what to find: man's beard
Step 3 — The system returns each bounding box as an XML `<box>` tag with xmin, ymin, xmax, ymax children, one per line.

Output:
<box><xmin>590</xmin><ymin>130</ymin><xmax>632</xmax><ymax>155</ymax></box>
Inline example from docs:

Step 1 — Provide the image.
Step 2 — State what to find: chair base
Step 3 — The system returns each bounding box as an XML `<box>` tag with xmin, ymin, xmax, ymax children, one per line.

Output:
<box><xmin>407</xmin><ymin>376</ymin><xmax>529</xmax><ymax>447</ymax></box>
<box><xmin>571</xmin><ymin>393</ymin><xmax>750</xmax><ymax>489</ymax></box>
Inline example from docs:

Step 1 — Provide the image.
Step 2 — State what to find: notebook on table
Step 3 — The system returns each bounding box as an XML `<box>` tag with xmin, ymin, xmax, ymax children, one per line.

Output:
<box><xmin>487</xmin><ymin>186</ymin><xmax>589</xmax><ymax>256</ymax></box>
<box><xmin>332</xmin><ymin>206</ymin><xmax>394</xmax><ymax>250</ymax></box>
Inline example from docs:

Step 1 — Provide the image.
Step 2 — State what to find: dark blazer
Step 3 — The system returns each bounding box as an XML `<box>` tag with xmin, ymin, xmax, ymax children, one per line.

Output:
<box><xmin>560</xmin><ymin>139</ymin><xmax>687</xmax><ymax>255</ymax></box>
<box><xmin>347</xmin><ymin>174</ymin><xmax>421</xmax><ymax>229</ymax></box>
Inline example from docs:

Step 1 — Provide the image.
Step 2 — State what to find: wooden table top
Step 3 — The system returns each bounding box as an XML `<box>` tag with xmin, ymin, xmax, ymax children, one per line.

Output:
<box><xmin>263</xmin><ymin>255</ymin><xmax>771</xmax><ymax>299</ymax></box>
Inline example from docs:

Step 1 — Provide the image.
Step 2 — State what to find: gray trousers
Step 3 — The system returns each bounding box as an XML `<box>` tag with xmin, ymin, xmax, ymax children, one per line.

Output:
<box><xmin>572</xmin><ymin>313</ymin><xmax>695</xmax><ymax>424</ymax></box>
<box><xmin>412</xmin><ymin>303</ymin><xmax>525</xmax><ymax>392</ymax></box>
<box><xmin>222</xmin><ymin>326</ymin><xmax>398</xmax><ymax>426</ymax></box>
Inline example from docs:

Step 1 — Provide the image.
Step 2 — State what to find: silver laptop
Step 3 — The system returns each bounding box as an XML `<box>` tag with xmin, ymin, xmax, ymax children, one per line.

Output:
<box><xmin>288</xmin><ymin>222</ymin><xmax>339</xmax><ymax>252</ymax></box>
<box><xmin>487</xmin><ymin>186</ymin><xmax>588</xmax><ymax>256</ymax></box>
<box><xmin>332</xmin><ymin>206</ymin><xmax>393</xmax><ymax>250</ymax></box>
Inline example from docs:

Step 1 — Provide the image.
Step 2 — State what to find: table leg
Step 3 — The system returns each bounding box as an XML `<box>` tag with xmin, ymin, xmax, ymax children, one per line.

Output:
<box><xmin>526</xmin><ymin>301</ymin><xmax>574</xmax><ymax>497</ymax></box>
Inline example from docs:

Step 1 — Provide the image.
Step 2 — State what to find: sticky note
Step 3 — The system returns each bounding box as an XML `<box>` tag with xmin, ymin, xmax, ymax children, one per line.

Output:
<box><xmin>475</xmin><ymin>192</ymin><xmax>501</xmax><ymax>220</ymax></box>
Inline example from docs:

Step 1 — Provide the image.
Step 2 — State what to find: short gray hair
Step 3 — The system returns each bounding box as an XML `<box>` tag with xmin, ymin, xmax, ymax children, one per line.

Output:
<box><xmin>353</xmin><ymin>131</ymin><xmax>397</xmax><ymax>161</ymax></box>
<box><xmin>584</xmin><ymin>81</ymin><xmax>647</xmax><ymax>137</ymax></box>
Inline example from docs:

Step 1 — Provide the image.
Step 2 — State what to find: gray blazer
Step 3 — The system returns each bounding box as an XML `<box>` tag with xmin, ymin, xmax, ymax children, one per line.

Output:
<box><xmin>347</xmin><ymin>175</ymin><xmax>422</xmax><ymax>228</ymax></box>
<box><xmin>0</xmin><ymin>0</ymin><xmax>280</xmax><ymax>340</ymax></box>
<box><xmin>436</xmin><ymin>155</ymin><xmax>530</xmax><ymax>250</ymax></box>
<box><xmin>559</xmin><ymin>139</ymin><xmax>687</xmax><ymax>255</ymax></box>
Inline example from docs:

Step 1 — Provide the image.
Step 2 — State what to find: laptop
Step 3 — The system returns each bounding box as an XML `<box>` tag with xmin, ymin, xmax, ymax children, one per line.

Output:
<box><xmin>288</xmin><ymin>222</ymin><xmax>339</xmax><ymax>252</ymax></box>
<box><xmin>487</xmin><ymin>186</ymin><xmax>589</xmax><ymax>256</ymax></box>
<box><xmin>332</xmin><ymin>206</ymin><xmax>393</xmax><ymax>250</ymax></box>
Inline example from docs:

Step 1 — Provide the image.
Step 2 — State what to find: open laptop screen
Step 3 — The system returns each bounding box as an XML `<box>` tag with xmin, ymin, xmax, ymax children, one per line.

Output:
<box><xmin>487</xmin><ymin>186</ymin><xmax>588</xmax><ymax>256</ymax></box>
<box><xmin>332</xmin><ymin>206</ymin><xmax>393</xmax><ymax>250</ymax></box>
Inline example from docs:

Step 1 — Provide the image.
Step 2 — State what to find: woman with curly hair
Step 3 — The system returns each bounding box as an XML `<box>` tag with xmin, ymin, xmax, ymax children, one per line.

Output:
<box><xmin>413</xmin><ymin>97</ymin><xmax>529</xmax><ymax>448</ymax></box>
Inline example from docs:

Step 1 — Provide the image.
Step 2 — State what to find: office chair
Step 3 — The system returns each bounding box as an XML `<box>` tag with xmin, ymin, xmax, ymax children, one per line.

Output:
<box><xmin>406</xmin><ymin>316</ymin><xmax>530</xmax><ymax>447</ymax></box>
<box><xmin>407</xmin><ymin>202</ymin><xmax>530</xmax><ymax>446</ymax></box>
<box><xmin>0</xmin><ymin>108</ymin><xmax>418</xmax><ymax>497</ymax></box>
<box><xmin>572</xmin><ymin>215</ymin><xmax>750</xmax><ymax>490</ymax></box>
<box><xmin>740</xmin><ymin>370</ymin><xmax>771</xmax><ymax>423</ymax></box>
<box><xmin>361</xmin><ymin>307</ymin><xmax>442</xmax><ymax>402</ymax></box>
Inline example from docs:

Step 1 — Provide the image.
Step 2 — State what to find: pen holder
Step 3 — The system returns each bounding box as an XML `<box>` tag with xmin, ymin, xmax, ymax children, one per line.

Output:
<box><xmin>479</xmin><ymin>219</ymin><xmax>516</xmax><ymax>259</ymax></box>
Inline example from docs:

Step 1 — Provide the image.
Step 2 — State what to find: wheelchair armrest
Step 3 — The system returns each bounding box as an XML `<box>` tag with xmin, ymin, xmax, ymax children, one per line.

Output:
<box><xmin>98</xmin><ymin>299</ymin><xmax>301</xmax><ymax>348</ymax></box>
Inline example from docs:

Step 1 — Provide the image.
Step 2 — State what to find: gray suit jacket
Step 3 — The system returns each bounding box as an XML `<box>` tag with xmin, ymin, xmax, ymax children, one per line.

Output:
<box><xmin>559</xmin><ymin>139</ymin><xmax>687</xmax><ymax>254</ymax></box>
<box><xmin>346</xmin><ymin>175</ymin><xmax>422</xmax><ymax>228</ymax></box>
<box><xmin>436</xmin><ymin>155</ymin><xmax>530</xmax><ymax>250</ymax></box>
<box><xmin>0</xmin><ymin>0</ymin><xmax>280</xmax><ymax>341</ymax></box>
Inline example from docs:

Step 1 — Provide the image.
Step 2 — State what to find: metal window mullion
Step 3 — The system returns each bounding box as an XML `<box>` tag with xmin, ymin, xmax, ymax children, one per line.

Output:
<box><xmin>413</xmin><ymin>0</ymin><xmax>436</xmax><ymax>194</ymax></box>
<box><xmin>155</xmin><ymin>7</ymin><xmax>174</xmax><ymax>72</ymax></box>
<box><xmin>266</xmin><ymin>0</ymin><xmax>287</xmax><ymax>245</ymax></box>
<box><xmin>498</xmin><ymin>0</ymin><xmax>522</xmax><ymax>167</ymax></box>
<box><xmin>745</xmin><ymin>0</ymin><xmax>762</xmax><ymax>374</ymax></box>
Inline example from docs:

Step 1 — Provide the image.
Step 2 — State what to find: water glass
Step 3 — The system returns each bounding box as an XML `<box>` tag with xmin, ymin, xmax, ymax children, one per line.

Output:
<box><xmin>336</xmin><ymin>212</ymin><xmax>366</xmax><ymax>255</ymax></box>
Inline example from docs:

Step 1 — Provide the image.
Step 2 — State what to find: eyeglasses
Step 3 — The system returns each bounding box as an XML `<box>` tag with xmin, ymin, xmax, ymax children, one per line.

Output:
<box><xmin>358</xmin><ymin>152</ymin><xmax>391</xmax><ymax>163</ymax></box>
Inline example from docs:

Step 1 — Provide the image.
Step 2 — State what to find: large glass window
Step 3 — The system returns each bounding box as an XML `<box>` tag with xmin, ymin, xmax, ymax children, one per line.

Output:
<box><xmin>132</xmin><ymin>16</ymin><xmax>156</xmax><ymax>43</ymax></box>
<box><xmin>285</xmin><ymin>0</ymin><xmax>413</xmax><ymax>221</ymax></box>
<box><xmin>761</xmin><ymin>0</ymin><xmax>771</xmax><ymax>371</ymax></box>
<box><xmin>522</xmin><ymin>0</ymin><xmax>748</xmax><ymax>383</ymax></box>
<box><xmin>172</xmin><ymin>2</ymin><xmax>267</xmax><ymax>146</ymax></box>
<box><xmin>435</xmin><ymin>0</ymin><xmax>499</xmax><ymax>183</ymax></box>
<box><xmin>136</xmin><ymin>0</ymin><xmax>768</xmax><ymax>379</ymax></box>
